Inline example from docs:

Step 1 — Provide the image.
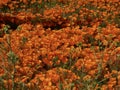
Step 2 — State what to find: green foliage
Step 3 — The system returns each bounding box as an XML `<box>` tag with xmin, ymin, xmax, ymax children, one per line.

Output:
<box><xmin>0</xmin><ymin>25</ymin><xmax>11</xmax><ymax>37</ymax></box>
<box><xmin>21</xmin><ymin>37</ymin><xmax>28</xmax><ymax>45</ymax></box>
<box><xmin>114</xmin><ymin>15</ymin><xmax>120</xmax><ymax>28</ymax></box>
<box><xmin>16</xmin><ymin>26</ymin><xmax>22</xmax><ymax>31</ymax></box>
<box><xmin>0</xmin><ymin>35</ymin><xmax>20</xmax><ymax>90</ymax></box>
<box><xmin>76</xmin><ymin>42</ymin><xmax>83</xmax><ymax>47</ymax></box>
<box><xmin>7</xmin><ymin>51</ymin><xmax>19</xmax><ymax>64</ymax></box>
<box><xmin>97</xmin><ymin>40</ymin><xmax>105</xmax><ymax>51</ymax></box>
<box><xmin>52</xmin><ymin>56</ymin><xmax>59</xmax><ymax>67</ymax></box>
<box><xmin>59</xmin><ymin>80</ymin><xmax>64</xmax><ymax>90</ymax></box>
<box><xmin>115</xmin><ymin>42</ymin><xmax>120</xmax><ymax>47</ymax></box>
<box><xmin>0</xmin><ymin>5</ymin><xmax>10</xmax><ymax>13</ymax></box>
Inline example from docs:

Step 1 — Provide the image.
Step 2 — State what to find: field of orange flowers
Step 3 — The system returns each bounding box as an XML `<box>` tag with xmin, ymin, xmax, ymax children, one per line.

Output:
<box><xmin>0</xmin><ymin>0</ymin><xmax>120</xmax><ymax>90</ymax></box>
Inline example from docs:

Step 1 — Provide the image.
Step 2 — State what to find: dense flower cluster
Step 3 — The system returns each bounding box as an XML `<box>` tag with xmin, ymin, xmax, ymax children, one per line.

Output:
<box><xmin>0</xmin><ymin>0</ymin><xmax>120</xmax><ymax>89</ymax></box>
